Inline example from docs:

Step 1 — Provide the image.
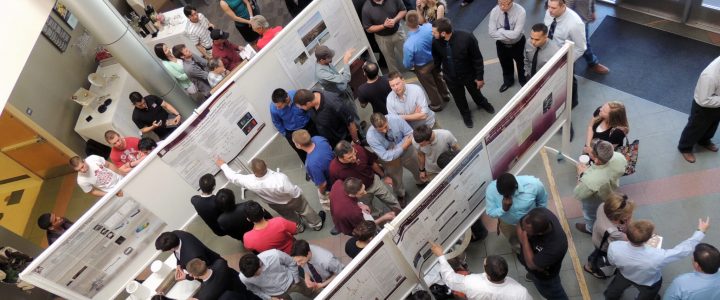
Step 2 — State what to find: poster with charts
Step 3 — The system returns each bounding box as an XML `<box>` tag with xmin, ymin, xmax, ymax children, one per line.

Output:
<box><xmin>27</xmin><ymin>197</ymin><xmax>164</xmax><ymax>298</ymax></box>
<box><xmin>484</xmin><ymin>55</ymin><xmax>570</xmax><ymax>178</ymax></box>
<box><xmin>321</xmin><ymin>237</ymin><xmax>417</xmax><ymax>300</ymax></box>
<box><xmin>158</xmin><ymin>84</ymin><xmax>264</xmax><ymax>189</ymax></box>
<box><xmin>391</xmin><ymin>142</ymin><xmax>492</xmax><ymax>273</ymax></box>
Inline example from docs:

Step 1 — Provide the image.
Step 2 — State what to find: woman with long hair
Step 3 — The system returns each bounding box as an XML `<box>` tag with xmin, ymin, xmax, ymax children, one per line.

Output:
<box><xmin>584</xmin><ymin>101</ymin><xmax>629</xmax><ymax>154</ymax></box>
<box><xmin>154</xmin><ymin>43</ymin><xmax>199</xmax><ymax>97</ymax></box>
<box><xmin>584</xmin><ymin>192</ymin><xmax>634</xmax><ymax>278</ymax></box>
<box><xmin>416</xmin><ymin>0</ymin><xmax>446</xmax><ymax>24</ymax></box>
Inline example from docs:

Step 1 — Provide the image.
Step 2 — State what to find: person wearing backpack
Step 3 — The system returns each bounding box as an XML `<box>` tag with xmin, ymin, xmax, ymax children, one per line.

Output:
<box><xmin>584</xmin><ymin>192</ymin><xmax>634</xmax><ymax>279</ymax></box>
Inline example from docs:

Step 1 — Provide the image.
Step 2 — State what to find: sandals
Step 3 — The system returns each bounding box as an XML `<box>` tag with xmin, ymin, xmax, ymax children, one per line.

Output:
<box><xmin>583</xmin><ymin>263</ymin><xmax>606</xmax><ymax>279</ymax></box>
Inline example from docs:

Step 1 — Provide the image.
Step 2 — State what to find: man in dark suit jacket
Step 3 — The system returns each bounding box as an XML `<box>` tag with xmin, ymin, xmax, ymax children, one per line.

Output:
<box><xmin>187</xmin><ymin>258</ymin><xmax>261</xmax><ymax>300</ymax></box>
<box><xmin>155</xmin><ymin>230</ymin><xmax>223</xmax><ymax>281</ymax></box>
<box><xmin>191</xmin><ymin>174</ymin><xmax>226</xmax><ymax>236</ymax></box>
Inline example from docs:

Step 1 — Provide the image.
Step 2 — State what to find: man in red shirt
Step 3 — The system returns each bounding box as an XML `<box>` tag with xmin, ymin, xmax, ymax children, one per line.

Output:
<box><xmin>243</xmin><ymin>200</ymin><xmax>298</xmax><ymax>254</ymax></box>
<box><xmin>104</xmin><ymin>130</ymin><xmax>142</xmax><ymax>175</ymax></box>
<box><xmin>329</xmin><ymin>141</ymin><xmax>401</xmax><ymax>213</ymax></box>
<box><xmin>329</xmin><ymin>178</ymin><xmax>395</xmax><ymax>236</ymax></box>
<box><xmin>210</xmin><ymin>29</ymin><xmax>243</xmax><ymax>70</ymax></box>
<box><xmin>250</xmin><ymin>15</ymin><xmax>283</xmax><ymax>50</ymax></box>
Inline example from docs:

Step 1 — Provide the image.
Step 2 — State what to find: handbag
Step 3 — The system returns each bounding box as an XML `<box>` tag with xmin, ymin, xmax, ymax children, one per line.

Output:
<box><xmin>588</xmin><ymin>230</ymin><xmax>617</xmax><ymax>279</ymax></box>
<box><xmin>616</xmin><ymin>136</ymin><xmax>639</xmax><ymax>176</ymax></box>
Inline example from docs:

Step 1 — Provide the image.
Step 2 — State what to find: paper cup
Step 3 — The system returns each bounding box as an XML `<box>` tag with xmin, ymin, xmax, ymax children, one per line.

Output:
<box><xmin>125</xmin><ymin>281</ymin><xmax>151</xmax><ymax>299</ymax></box>
<box><xmin>151</xmin><ymin>260</ymin><xmax>172</xmax><ymax>277</ymax></box>
<box><xmin>579</xmin><ymin>155</ymin><xmax>590</xmax><ymax>165</ymax></box>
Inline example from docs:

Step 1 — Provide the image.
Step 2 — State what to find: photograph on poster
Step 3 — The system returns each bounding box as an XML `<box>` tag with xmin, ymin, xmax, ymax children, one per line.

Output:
<box><xmin>484</xmin><ymin>56</ymin><xmax>569</xmax><ymax>178</ymax></box>
<box><xmin>298</xmin><ymin>11</ymin><xmax>329</xmax><ymax>54</ymax></box>
<box><xmin>294</xmin><ymin>52</ymin><xmax>309</xmax><ymax>65</ymax></box>
<box><xmin>392</xmin><ymin>143</ymin><xmax>492</xmax><ymax>273</ymax></box>
<box><xmin>29</xmin><ymin>197</ymin><xmax>165</xmax><ymax>298</ymax></box>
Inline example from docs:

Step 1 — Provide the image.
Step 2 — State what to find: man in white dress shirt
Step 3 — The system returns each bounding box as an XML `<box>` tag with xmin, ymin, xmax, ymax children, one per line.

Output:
<box><xmin>605</xmin><ymin>217</ymin><xmax>710</xmax><ymax>300</ymax></box>
<box><xmin>215</xmin><ymin>158</ymin><xmax>325</xmax><ymax>232</ymax></box>
<box><xmin>430</xmin><ymin>241</ymin><xmax>532</xmax><ymax>299</ymax></box>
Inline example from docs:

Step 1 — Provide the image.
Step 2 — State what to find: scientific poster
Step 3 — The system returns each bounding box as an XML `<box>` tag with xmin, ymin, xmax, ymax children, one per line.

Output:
<box><xmin>28</xmin><ymin>197</ymin><xmax>164</xmax><ymax>298</ymax></box>
<box><xmin>392</xmin><ymin>143</ymin><xmax>492</xmax><ymax>273</ymax></box>
<box><xmin>484</xmin><ymin>56</ymin><xmax>570</xmax><ymax>178</ymax></box>
<box><xmin>323</xmin><ymin>240</ymin><xmax>413</xmax><ymax>300</ymax></box>
<box><xmin>158</xmin><ymin>85</ymin><xmax>264</xmax><ymax>189</ymax></box>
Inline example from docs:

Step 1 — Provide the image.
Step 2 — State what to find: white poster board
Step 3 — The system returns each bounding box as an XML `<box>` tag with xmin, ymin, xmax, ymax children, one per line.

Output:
<box><xmin>317</xmin><ymin>230</ymin><xmax>421</xmax><ymax>300</ymax></box>
<box><xmin>21</xmin><ymin>197</ymin><xmax>165</xmax><ymax>299</ymax></box>
<box><xmin>158</xmin><ymin>84</ymin><xmax>265</xmax><ymax>189</ymax></box>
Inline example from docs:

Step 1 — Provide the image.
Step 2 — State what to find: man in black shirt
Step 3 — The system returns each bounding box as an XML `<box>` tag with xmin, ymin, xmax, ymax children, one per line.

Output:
<box><xmin>37</xmin><ymin>213</ymin><xmax>74</xmax><ymax>245</ymax></box>
<box><xmin>431</xmin><ymin>18</ymin><xmax>495</xmax><ymax>128</ymax></box>
<box><xmin>361</xmin><ymin>0</ymin><xmax>407</xmax><ymax>74</ymax></box>
<box><xmin>129</xmin><ymin>91</ymin><xmax>182</xmax><ymax>140</ymax></box>
<box><xmin>517</xmin><ymin>207</ymin><xmax>569</xmax><ymax>299</ymax></box>
<box><xmin>191</xmin><ymin>174</ymin><xmax>226</xmax><ymax>237</ymax></box>
<box><xmin>357</xmin><ymin>62</ymin><xmax>390</xmax><ymax>115</ymax></box>
<box><xmin>294</xmin><ymin>89</ymin><xmax>360</xmax><ymax>148</ymax></box>
<box><xmin>154</xmin><ymin>230</ymin><xmax>223</xmax><ymax>281</ymax></box>
<box><xmin>186</xmin><ymin>258</ymin><xmax>261</xmax><ymax>300</ymax></box>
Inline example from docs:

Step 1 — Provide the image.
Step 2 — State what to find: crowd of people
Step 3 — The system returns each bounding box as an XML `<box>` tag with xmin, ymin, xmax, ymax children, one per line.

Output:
<box><xmin>42</xmin><ymin>0</ymin><xmax>720</xmax><ymax>299</ymax></box>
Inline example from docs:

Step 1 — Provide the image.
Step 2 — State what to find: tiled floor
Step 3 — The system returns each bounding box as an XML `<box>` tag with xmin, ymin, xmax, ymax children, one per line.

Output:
<box><xmin>31</xmin><ymin>1</ymin><xmax>720</xmax><ymax>299</ymax></box>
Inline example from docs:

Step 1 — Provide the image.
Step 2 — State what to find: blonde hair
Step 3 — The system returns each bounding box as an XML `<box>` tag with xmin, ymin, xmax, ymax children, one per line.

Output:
<box><xmin>292</xmin><ymin>129</ymin><xmax>312</xmax><ymax>147</ymax></box>
<box><xmin>603</xmin><ymin>193</ymin><xmax>634</xmax><ymax>223</ymax></box>
<box><xmin>421</xmin><ymin>0</ymin><xmax>440</xmax><ymax>23</ymax></box>
<box><xmin>627</xmin><ymin>220</ymin><xmax>654</xmax><ymax>244</ymax></box>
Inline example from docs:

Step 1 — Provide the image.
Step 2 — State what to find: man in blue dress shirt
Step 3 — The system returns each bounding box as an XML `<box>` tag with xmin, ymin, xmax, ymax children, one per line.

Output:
<box><xmin>270</xmin><ymin>88</ymin><xmax>316</xmax><ymax>164</ymax></box>
<box><xmin>606</xmin><ymin>217</ymin><xmax>711</xmax><ymax>300</ymax></box>
<box><xmin>403</xmin><ymin>10</ymin><xmax>450</xmax><ymax>111</ymax></box>
<box><xmin>485</xmin><ymin>173</ymin><xmax>547</xmax><ymax>253</ymax></box>
<box><xmin>664</xmin><ymin>243</ymin><xmax>720</xmax><ymax>300</ymax></box>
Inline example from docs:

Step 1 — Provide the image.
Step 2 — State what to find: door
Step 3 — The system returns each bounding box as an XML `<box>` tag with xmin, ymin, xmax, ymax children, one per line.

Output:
<box><xmin>618</xmin><ymin>0</ymin><xmax>690</xmax><ymax>22</ymax></box>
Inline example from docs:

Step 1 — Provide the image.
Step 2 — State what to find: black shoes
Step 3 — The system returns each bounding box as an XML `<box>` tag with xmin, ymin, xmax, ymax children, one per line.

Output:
<box><xmin>463</xmin><ymin>117</ymin><xmax>474</xmax><ymax>128</ymax></box>
<box><xmin>499</xmin><ymin>82</ymin><xmax>513</xmax><ymax>93</ymax></box>
<box><xmin>479</xmin><ymin>101</ymin><xmax>496</xmax><ymax>114</ymax></box>
<box><xmin>312</xmin><ymin>211</ymin><xmax>327</xmax><ymax>231</ymax></box>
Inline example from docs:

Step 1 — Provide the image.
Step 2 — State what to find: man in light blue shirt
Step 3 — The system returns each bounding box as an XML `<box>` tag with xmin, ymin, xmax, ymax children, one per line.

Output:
<box><xmin>386</xmin><ymin>72</ymin><xmax>436</xmax><ymax>129</ymax></box>
<box><xmin>366</xmin><ymin>113</ymin><xmax>423</xmax><ymax>203</ymax></box>
<box><xmin>664</xmin><ymin>243</ymin><xmax>720</xmax><ymax>300</ymax></box>
<box><xmin>403</xmin><ymin>10</ymin><xmax>450</xmax><ymax>110</ymax></box>
<box><xmin>605</xmin><ymin>218</ymin><xmax>711</xmax><ymax>300</ymax></box>
<box><xmin>485</xmin><ymin>173</ymin><xmax>547</xmax><ymax>252</ymax></box>
<box><xmin>238</xmin><ymin>249</ymin><xmax>317</xmax><ymax>299</ymax></box>
<box><xmin>270</xmin><ymin>88</ymin><xmax>314</xmax><ymax>163</ymax></box>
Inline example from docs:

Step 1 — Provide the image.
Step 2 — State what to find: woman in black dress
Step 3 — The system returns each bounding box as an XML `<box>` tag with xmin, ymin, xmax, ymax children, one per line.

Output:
<box><xmin>584</xmin><ymin>101</ymin><xmax>629</xmax><ymax>154</ymax></box>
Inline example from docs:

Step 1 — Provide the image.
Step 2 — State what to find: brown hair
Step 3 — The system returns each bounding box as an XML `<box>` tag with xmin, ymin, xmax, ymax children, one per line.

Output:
<box><xmin>69</xmin><ymin>156</ymin><xmax>83</xmax><ymax>167</ymax></box>
<box><xmin>405</xmin><ymin>10</ymin><xmax>420</xmax><ymax>28</ymax></box>
<box><xmin>626</xmin><ymin>220</ymin><xmax>654</xmax><ymax>244</ymax></box>
<box><xmin>104</xmin><ymin>130</ymin><xmax>120</xmax><ymax>142</ymax></box>
<box><xmin>594</xmin><ymin>101</ymin><xmax>629</xmax><ymax>134</ymax></box>
<box><xmin>603</xmin><ymin>193</ymin><xmax>634</xmax><ymax>223</ymax></box>
<box><xmin>185</xmin><ymin>258</ymin><xmax>208</xmax><ymax>277</ymax></box>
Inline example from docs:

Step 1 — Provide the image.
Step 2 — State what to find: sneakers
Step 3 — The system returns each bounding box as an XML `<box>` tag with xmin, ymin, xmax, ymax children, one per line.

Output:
<box><xmin>575</xmin><ymin>222</ymin><xmax>592</xmax><ymax>234</ymax></box>
<box><xmin>296</xmin><ymin>223</ymin><xmax>306</xmax><ymax>233</ymax></box>
<box><xmin>311</xmin><ymin>211</ymin><xmax>327</xmax><ymax>231</ymax></box>
<box><xmin>330</xmin><ymin>227</ymin><xmax>340</xmax><ymax>235</ymax></box>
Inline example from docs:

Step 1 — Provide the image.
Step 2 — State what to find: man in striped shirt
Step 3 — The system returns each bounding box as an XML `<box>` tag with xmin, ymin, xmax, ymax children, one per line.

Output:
<box><xmin>184</xmin><ymin>6</ymin><xmax>215</xmax><ymax>60</ymax></box>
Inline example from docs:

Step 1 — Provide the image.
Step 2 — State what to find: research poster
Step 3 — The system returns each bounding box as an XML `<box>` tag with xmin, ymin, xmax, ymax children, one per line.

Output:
<box><xmin>484</xmin><ymin>55</ymin><xmax>570</xmax><ymax>178</ymax></box>
<box><xmin>28</xmin><ymin>197</ymin><xmax>164</xmax><ymax>298</ymax></box>
<box><xmin>392</xmin><ymin>143</ymin><xmax>493</xmax><ymax>273</ymax></box>
<box><xmin>158</xmin><ymin>86</ymin><xmax>264</xmax><ymax>189</ymax></box>
<box><xmin>276</xmin><ymin>2</ymin><xmax>365</xmax><ymax>89</ymax></box>
<box><xmin>323</xmin><ymin>239</ymin><xmax>414</xmax><ymax>300</ymax></box>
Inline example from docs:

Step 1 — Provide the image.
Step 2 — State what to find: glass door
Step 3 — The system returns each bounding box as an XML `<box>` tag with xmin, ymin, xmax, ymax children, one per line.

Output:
<box><xmin>618</xmin><ymin>0</ymin><xmax>690</xmax><ymax>22</ymax></box>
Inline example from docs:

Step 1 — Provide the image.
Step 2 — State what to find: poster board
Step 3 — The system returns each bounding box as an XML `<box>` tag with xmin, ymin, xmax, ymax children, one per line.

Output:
<box><xmin>317</xmin><ymin>229</ymin><xmax>421</xmax><ymax>300</ymax></box>
<box><xmin>20</xmin><ymin>197</ymin><xmax>165</xmax><ymax>299</ymax></box>
<box><xmin>157</xmin><ymin>83</ymin><xmax>265</xmax><ymax>189</ymax></box>
<box><xmin>390</xmin><ymin>142</ymin><xmax>492</xmax><ymax>274</ymax></box>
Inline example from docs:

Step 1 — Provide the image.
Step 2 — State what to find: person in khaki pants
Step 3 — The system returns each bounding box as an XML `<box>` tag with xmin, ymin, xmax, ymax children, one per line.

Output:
<box><xmin>403</xmin><ymin>10</ymin><xmax>450</xmax><ymax>111</ymax></box>
<box><xmin>484</xmin><ymin>173</ymin><xmax>548</xmax><ymax>252</ymax></box>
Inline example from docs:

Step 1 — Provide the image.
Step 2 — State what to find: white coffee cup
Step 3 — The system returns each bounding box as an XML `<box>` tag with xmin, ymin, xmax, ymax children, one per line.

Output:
<box><xmin>579</xmin><ymin>155</ymin><xmax>590</xmax><ymax>165</ymax></box>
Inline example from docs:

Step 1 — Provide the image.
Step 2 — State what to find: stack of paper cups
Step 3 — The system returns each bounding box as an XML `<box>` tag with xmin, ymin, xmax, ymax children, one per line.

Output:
<box><xmin>151</xmin><ymin>260</ymin><xmax>172</xmax><ymax>277</ymax></box>
<box><xmin>125</xmin><ymin>281</ymin><xmax>151</xmax><ymax>300</ymax></box>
